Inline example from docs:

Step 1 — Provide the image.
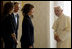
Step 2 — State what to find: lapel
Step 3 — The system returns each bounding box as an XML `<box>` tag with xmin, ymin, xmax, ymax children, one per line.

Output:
<box><xmin>25</xmin><ymin>15</ymin><xmax>33</xmax><ymax>27</ymax></box>
<box><xmin>16</xmin><ymin>14</ymin><xmax>19</xmax><ymax>29</ymax></box>
<box><xmin>11</xmin><ymin>13</ymin><xmax>17</xmax><ymax>27</ymax></box>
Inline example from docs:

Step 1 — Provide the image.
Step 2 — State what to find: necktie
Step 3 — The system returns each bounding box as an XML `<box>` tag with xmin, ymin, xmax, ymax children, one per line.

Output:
<box><xmin>15</xmin><ymin>14</ymin><xmax>18</xmax><ymax>24</ymax></box>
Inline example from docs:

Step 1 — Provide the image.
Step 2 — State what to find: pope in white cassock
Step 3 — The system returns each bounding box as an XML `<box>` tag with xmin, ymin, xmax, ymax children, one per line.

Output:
<box><xmin>52</xmin><ymin>6</ymin><xmax>71</xmax><ymax>48</ymax></box>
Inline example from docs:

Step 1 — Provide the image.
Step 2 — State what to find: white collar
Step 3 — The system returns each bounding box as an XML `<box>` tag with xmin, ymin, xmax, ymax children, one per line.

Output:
<box><xmin>13</xmin><ymin>12</ymin><xmax>18</xmax><ymax>16</ymax></box>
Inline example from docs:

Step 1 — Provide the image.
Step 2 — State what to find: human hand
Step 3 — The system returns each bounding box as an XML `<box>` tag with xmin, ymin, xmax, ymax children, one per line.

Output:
<box><xmin>54</xmin><ymin>34</ymin><xmax>61</xmax><ymax>42</ymax></box>
<box><xmin>29</xmin><ymin>45</ymin><xmax>33</xmax><ymax>48</ymax></box>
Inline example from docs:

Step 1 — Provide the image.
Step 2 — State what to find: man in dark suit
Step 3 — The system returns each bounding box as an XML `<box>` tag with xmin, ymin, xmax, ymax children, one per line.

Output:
<box><xmin>11</xmin><ymin>2</ymin><xmax>19</xmax><ymax>48</ymax></box>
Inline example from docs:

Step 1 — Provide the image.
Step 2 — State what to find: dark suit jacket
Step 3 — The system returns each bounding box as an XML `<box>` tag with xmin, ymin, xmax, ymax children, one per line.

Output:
<box><xmin>21</xmin><ymin>14</ymin><xmax>34</xmax><ymax>46</ymax></box>
<box><xmin>1</xmin><ymin>14</ymin><xmax>16</xmax><ymax>43</ymax></box>
<box><xmin>11</xmin><ymin>13</ymin><xmax>19</xmax><ymax>38</ymax></box>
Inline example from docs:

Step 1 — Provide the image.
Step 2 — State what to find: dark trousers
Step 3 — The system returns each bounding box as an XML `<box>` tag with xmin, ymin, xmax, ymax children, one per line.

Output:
<box><xmin>13</xmin><ymin>31</ymin><xmax>18</xmax><ymax>48</ymax></box>
<box><xmin>13</xmin><ymin>43</ymin><xmax>17</xmax><ymax>48</ymax></box>
<box><xmin>4</xmin><ymin>38</ymin><xmax>16</xmax><ymax>48</ymax></box>
<box><xmin>0</xmin><ymin>38</ymin><xmax>1</xmax><ymax>48</ymax></box>
<box><xmin>5</xmin><ymin>40</ymin><xmax>14</xmax><ymax>48</ymax></box>
<box><xmin>21</xmin><ymin>42</ymin><xmax>34</xmax><ymax>48</ymax></box>
<box><xmin>0</xmin><ymin>37</ymin><xmax>3</xmax><ymax>48</ymax></box>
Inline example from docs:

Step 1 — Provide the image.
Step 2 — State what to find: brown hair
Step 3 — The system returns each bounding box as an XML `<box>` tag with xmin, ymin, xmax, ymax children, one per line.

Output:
<box><xmin>1</xmin><ymin>2</ymin><xmax>14</xmax><ymax>23</ymax></box>
<box><xmin>21</xmin><ymin>3</ymin><xmax>34</xmax><ymax>15</ymax></box>
<box><xmin>3</xmin><ymin>2</ymin><xmax>14</xmax><ymax>16</ymax></box>
<box><xmin>14</xmin><ymin>2</ymin><xmax>19</xmax><ymax>5</ymax></box>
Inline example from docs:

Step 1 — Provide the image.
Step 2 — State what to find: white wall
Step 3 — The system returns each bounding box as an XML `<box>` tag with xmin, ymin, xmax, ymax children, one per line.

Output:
<box><xmin>50</xmin><ymin>1</ymin><xmax>57</xmax><ymax>48</ymax></box>
<box><xmin>63</xmin><ymin>1</ymin><xmax>71</xmax><ymax>17</ymax></box>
